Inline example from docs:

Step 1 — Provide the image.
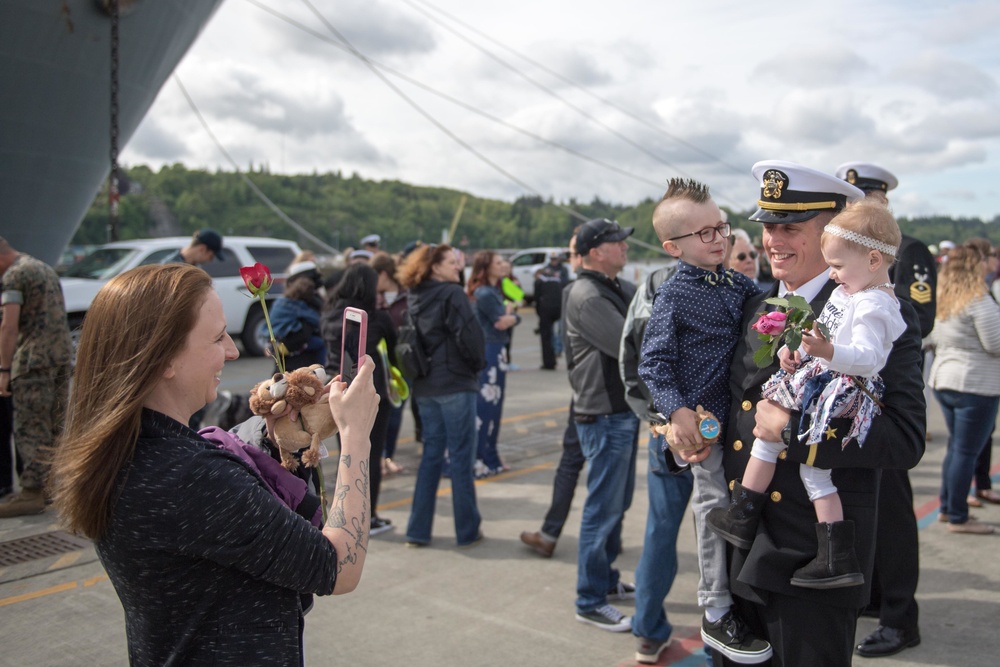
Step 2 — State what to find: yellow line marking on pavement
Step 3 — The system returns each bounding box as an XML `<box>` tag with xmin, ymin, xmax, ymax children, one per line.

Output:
<box><xmin>0</xmin><ymin>574</ymin><xmax>110</xmax><ymax>608</ymax></box>
<box><xmin>376</xmin><ymin>461</ymin><xmax>555</xmax><ymax>511</ymax></box>
<box><xmin>47</xmin><ymin>551</ymin><xmax>83</xmax><ymax>571</ymax></box>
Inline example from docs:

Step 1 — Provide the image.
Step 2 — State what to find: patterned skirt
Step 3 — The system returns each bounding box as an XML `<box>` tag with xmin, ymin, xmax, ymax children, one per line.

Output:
<box><xmin>761</xmin><ymin>357</ymin><xmax>885</xmax><ymax>449</ymax></box>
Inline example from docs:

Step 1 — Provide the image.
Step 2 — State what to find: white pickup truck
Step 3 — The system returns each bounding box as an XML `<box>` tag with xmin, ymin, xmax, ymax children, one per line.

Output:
<box><xmin>60</xmin><ymin>236</ymin><xmax>302</xmax><ymax>356</ymax></box>
<box><xmin>506</xmin><ymin>247</ymin><xmax>674</xmax><ymax>301</ymax></box>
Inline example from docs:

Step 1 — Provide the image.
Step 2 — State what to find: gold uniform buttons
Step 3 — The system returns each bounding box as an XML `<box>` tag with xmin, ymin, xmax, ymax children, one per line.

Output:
<box><xmin>733</xmin><ymin>440</ymin><xmax>743</xmax><ymax>451</ymax></box>
<box><xmin>770</xmin><ymin>491</ymin><xmax>782</xmax><ymax>502</ymax></box>
<box><xmin>778</xmin><ymin>450</ymin><xmax>787</xmax><ymax>460</ymax></box>
<box><xmin>741</xmin><ymin>400</ymin><xmax>752</xmax><ymax>411</ymax></box>
<box><xmin>728</xmin><ymin>480</ymin><xmax>735</xmax><ymax>491</ymax></box>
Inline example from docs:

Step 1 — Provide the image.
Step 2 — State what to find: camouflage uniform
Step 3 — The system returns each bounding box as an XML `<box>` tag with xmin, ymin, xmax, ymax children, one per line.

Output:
<box><xmin>1</xmin><ymin>254</ymin><xmax>72</xmax><ymax>491</ymax></box>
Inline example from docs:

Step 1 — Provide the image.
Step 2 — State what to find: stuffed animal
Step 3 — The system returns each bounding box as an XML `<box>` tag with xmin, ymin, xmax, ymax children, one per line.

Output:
<box><xmin>247</xmin><ymin>365</ymin><xmax>338</xmax><ymax>470</ymax></box>
<box><xmin>653</xmin><ymin>404</ymin><xmax>721</xmax><ymax>453</ymax></box>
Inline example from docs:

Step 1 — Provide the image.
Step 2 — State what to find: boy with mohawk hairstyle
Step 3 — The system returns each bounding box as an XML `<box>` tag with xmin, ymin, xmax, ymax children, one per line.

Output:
<box><xmin>638</xmin><ymin>179</ymin><xmax>771</xmax><ymax>664</ymax></box>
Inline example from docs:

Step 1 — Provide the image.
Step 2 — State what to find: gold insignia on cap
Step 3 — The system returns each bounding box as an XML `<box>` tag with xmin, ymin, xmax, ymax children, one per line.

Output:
<box><xmin>846</xmin><ymin>169</ymin><xmax>858</xmax><ymax>185</ymax></box>
<box><xmin>762</xmin><ymin>169</ymin><xmax>787</xmax><ymax>200</ymax></box>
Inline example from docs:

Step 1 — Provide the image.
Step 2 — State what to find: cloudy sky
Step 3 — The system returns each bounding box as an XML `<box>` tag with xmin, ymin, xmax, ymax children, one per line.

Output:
<box><xmin>122</xmin><ymin>0</ymin><xmax>1000</xmax><ymax>221</ymax></box>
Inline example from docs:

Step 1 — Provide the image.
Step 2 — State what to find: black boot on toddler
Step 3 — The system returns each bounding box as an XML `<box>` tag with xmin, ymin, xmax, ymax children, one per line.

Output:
<box><xmin>706</xmin><ymin>480</ymin><xmax>767</xmax><ymax>550</ymax></box>
<box><xmin>790</xmin><ymin>520</ymin><xmax>864</xmax><ymax>589</ymax></box>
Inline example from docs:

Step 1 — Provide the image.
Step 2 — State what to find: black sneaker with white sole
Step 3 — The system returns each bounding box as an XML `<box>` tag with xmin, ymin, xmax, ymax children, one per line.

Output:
<box><xmin>700</xmin><ymin>611</ymin><xmax>772</xmax><ymax>664</ymax></box>
<box><xmin>575</xmin><ymin>604</ymin><xmax>632</xmax><ymax>632</ymax></box>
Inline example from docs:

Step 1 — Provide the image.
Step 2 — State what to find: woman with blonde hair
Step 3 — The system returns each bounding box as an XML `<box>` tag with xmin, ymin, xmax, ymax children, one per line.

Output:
<box><xmin>398</xmin><ymin>243</ymin><xmax>486</xmax><ymax>546</ymax></box>
<box><xmin>929</xmin><ymin>240</ymin><xmax>1000</xmax><ymax>534</ymax></box>
<box><xmin>50</xmin><ymin>263</ymin><xmax>379</xmax><ymax>663</ymax></box>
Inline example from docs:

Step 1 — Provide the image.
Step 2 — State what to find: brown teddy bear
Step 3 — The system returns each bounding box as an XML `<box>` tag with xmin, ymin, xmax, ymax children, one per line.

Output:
<box><xmin>248</xmin><ymin>365</ymin><xmax>338</xmax><ymax>470</ymax></box>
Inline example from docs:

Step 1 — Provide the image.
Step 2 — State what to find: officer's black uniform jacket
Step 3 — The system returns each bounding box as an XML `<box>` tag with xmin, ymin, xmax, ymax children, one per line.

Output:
<box><xmin>723</xmin><ymin>279</ymin><xmax>926</xmax><ymax>610</ymax></box>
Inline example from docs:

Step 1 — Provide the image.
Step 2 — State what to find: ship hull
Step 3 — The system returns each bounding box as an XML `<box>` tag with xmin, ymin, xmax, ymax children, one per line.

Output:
<box><xmin>0</xmin><ymin>0</ymin><xmax>224</xmax><ymax>265</ymax></box>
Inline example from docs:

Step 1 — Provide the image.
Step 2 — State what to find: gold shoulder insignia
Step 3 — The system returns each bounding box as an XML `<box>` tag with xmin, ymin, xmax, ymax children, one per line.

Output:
<box><xmin>824</xmin><ymin>425</ymin><xmax>838</xmax><ymax>440</ymax></box>
<box><xmin>910</xmin><ymin>281</ymin><xmax>932</xmax><ymax>304</ymax></box>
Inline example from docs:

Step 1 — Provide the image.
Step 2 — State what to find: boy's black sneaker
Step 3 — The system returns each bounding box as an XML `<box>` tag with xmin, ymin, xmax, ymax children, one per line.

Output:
<box><xmin>701</xmin><ymin>611</ymin><xmax>772</xmax><ymax>664</ymax></box>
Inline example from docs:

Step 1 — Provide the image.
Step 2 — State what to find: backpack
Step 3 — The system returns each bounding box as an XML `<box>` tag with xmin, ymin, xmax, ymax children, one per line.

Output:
<box><xmin>394</xmin><ymin>309</ymin><xmax>431</xmax><ymax>379</ymax></box>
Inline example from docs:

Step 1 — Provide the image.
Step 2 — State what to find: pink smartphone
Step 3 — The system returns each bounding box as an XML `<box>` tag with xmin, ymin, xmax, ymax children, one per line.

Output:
<box><xmin>340</xmin><ymin>307</ymin><xmax>368</xmax><ymax>386</ymax></box>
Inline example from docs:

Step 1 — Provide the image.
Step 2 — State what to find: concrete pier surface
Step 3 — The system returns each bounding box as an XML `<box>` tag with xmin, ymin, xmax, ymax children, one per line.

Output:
<box><xmin>1</xmin><ymin>308</ymin><xmax>998</xmax><ymax>666</ymax></box>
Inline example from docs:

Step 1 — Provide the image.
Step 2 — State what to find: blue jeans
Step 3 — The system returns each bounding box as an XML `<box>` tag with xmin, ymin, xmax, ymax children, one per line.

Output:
<box><xmin>633</xmin><ymin>433</ymin><xmax>694</xmax><ymax>642</ymax></box>
<box><xmin>407</xmin><ymin>392</ymin><xmax>482</xmax><ymax>545</ymax></box>
<box><xmin>935</xmin><ymin>389</ymin><xmax>1000</xmax><ymax>523</ymax></box>
<box><xmin>575</xmin><ymin>411</ymin><xmax>639</xmax><ymax>613</ymax></box>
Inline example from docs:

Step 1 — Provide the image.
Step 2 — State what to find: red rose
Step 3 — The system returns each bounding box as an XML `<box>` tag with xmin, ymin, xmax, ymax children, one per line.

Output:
<box><xmin>240</xmin><ymin>263</ymin><xmax>272</xmax><ymax>297</ymax></box>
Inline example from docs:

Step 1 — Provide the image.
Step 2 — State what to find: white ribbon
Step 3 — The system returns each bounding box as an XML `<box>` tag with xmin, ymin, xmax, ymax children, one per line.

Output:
<box><xmin>824</xmin><ymin>225</ymin><xmax>897</xmax><ymax>257</ymax></box>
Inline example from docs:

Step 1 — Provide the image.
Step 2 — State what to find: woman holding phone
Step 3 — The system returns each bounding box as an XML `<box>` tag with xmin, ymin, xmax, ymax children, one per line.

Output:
<box><xmin>322</xmin><ymin>264</ymin><xmax>398</xmax><ymax>536</ymax></box>
<box><xmin>398</xmin><ymin>244</ymin><xmax>486</xmax><ymax>547</ymax></box>
<box><xmin>50</xmin><ymin>263</ymin><xmax>378</xmax><ymax>665</ymax></box>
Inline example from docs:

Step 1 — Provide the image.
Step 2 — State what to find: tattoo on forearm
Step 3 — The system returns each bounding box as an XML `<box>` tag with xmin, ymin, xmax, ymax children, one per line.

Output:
<box><xmin>355</xmin><ymin>458</ymin><xmax>370</xmax><ymax>499</ymax></box>
<box><xmin>324</xmin><ymin>453</ymin><xmax>371</xmax><ymax>557</ymax></box>
<box><xmin>336</xmin><ymin>543</ymin><xmax>357</xmax><ymax>575</ymax></box>
<box><xmin>327</xmin><ymin>482</ymin><xmax>350</xmax><ymax>528</ymax></box>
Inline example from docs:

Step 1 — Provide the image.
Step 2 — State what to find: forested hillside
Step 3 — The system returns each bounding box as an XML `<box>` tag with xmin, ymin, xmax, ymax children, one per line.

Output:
<box><xmin>74</xmin><ymin>165</ymin><xmax>1000</xmax><ymax>254</ymax></box>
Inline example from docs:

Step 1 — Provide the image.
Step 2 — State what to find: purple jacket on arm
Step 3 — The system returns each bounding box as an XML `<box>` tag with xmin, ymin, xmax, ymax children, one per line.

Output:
<box><xmin>199</xmin><ymin>426</ymin><xmax>323</xmax><ymax>528</ymax></box>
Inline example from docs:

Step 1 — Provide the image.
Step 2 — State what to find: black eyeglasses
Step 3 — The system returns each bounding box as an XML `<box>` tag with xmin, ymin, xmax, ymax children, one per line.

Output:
<box><xmin>736</xmin><ymin>251</ymin><xmax>758</xmax><ymax>261</ymax></box>
<box><xmin>668</xmin><ymin>222</ymin><xmax>731</xmax><ymax>244</ymax></box>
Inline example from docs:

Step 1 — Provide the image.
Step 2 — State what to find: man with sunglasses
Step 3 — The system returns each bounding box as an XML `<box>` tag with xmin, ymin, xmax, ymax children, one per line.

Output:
<box><xmin>563</xmin><ymin>218</ymin><xmax>639</xmax><ymax>632</ymax></box>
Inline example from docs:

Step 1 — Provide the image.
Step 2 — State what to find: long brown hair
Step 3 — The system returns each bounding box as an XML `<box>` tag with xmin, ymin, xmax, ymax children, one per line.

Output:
<box><xmin>397</xmin><ymin>243</ymin><xmax>453</xmax><ymax>289</ymax></box>
<box><xmin>937</xmin><ymin>241</ymin><xmax>988</xmax><ymax>321</ymax></box>
<box><xmin>466</xmin><ymin>250</ymin><xmax>498</xmax><ymax>298</ymax></box>
<box><xmin>50</xmin><ymin>264</ymin><xmax>213</xmax><ymax>539</ymax></box>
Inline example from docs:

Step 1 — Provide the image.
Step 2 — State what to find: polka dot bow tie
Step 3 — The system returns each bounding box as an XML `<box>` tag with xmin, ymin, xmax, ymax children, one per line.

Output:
<box><xmin>702</xmin><ymin>268</ymin><xmax>735</xmax><ymax>287</ymax></box>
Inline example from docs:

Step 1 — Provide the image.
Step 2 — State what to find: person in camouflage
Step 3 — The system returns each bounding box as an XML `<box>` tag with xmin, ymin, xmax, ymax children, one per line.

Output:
<box><xmin>0</xmin><ymin>236</ymin><xmax>72</xmax><ymax>517</ymax></box>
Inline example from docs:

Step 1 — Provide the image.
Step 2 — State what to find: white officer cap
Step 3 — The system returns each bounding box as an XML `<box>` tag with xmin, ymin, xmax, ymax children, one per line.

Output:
<box><xmin>835</xmin><ymin>162</ymin><xmax>898</xmax><ymax>193</ymax></box>
<box><xmin>749</xmin><ymin>160</ymin><xmax>865</xmax><ymax>224</ymax></box>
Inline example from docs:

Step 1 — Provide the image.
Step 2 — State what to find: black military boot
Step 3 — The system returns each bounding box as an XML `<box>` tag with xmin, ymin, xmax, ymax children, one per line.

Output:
<box><xmin>706</xmin><ymin>480</ymin><xmax>767</xmax><ymax>550</ymax></box>
<box><xmin>790</xmin><ymin>520</ymin><xmax>864</xmax><ymax>589</ymax></box>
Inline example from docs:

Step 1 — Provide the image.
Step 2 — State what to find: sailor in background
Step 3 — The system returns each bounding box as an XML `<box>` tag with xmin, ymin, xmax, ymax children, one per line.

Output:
<box><xmin>836</xmin><ymin>161</ymin><xmax>933</xmax><ymax>659</ymax></box>
<box><xmin>360</xmin><ymin>233</ymin><xmax>381</xmax><ymax>254</ymax></box>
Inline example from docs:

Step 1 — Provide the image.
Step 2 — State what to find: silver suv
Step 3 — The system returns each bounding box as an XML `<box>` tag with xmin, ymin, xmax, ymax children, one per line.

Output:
<box><xmin>60</xmin><ymin>236</ymin><xmax>303</xmax><ymax>356</ymax></box>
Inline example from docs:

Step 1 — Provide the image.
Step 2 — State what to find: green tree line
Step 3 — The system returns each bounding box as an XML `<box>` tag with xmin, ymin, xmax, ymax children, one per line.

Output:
<box><xmin>74</xmin><ymin>164</ymin><xmax>1000</xmax><ymax>255</ymax></box>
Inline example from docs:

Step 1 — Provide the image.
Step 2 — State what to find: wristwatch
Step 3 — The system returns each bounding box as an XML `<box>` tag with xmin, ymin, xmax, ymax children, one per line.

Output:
<box><xmin>781</xmin><ymin>423</ymin><xmax>792</xmax><ymax>446</ymax></box>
